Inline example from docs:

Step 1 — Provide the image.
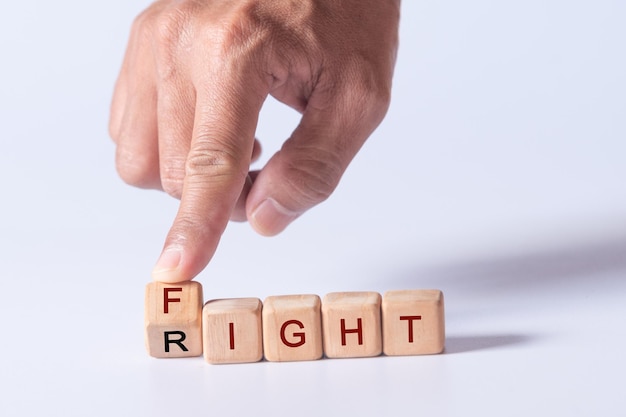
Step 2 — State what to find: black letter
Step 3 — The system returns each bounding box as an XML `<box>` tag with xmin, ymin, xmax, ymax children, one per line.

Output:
<box><xmin>164</xmin><ymin>331</ymin><xmax>188</xmax><ymax>352</ymax></box>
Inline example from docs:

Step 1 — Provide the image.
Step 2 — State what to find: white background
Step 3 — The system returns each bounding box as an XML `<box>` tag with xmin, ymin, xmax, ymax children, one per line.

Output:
<box><xmin>1</xmin><ymin>1</ymin><xmax>625</xmax><ymax>416</ymax></box>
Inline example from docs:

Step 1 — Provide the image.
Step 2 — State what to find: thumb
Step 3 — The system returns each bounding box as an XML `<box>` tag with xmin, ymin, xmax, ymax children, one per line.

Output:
<box><xmin>246</xmin><ymin>81</ymin><xmax>389</xmax><ymax>236</ymax></box>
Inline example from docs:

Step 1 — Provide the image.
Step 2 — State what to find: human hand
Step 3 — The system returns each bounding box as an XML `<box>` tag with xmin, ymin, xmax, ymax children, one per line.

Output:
<box><xmin>109</xmin><ymin>0</ymin><xmax>400</xmax><ymax>282</ymax></box>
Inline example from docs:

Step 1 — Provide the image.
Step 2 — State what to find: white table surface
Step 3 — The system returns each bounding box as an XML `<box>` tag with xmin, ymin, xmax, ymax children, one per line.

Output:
<box><xmin>1</xmin><ymin>1</ymin><xmax>625</xmax><ymax>416</ymax></box>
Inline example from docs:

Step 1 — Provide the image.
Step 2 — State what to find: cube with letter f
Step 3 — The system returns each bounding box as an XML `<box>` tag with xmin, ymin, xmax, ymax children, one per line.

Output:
<box><xmin>144</xmin><ymin>281</ymin><xmax>204</xmax><ymax>358</ymax></box>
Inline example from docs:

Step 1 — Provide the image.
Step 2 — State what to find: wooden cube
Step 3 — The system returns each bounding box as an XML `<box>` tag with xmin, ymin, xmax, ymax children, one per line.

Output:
<box><xmin>202</xmin><ymin>298</ymin><xmax>263</xmax><ymax>364</ymax></box>
<box><xmin>144</xmin><ymin>281</ymin><xmax>203</xmax><ymax>358</ymax></box>
<box><xmin>321</xmin><ymin>292</ymin><xmax>382</xmax><ymax>359</ymax></box>
<box><xmin>382</xmin><ymin>290</ymin><xmax>445</xmax><ymax>355</ymax></box>
<box><xmin>262</xmin><ymin>295</ymin><xmax>323</xmax><ymax>362</ymax></box>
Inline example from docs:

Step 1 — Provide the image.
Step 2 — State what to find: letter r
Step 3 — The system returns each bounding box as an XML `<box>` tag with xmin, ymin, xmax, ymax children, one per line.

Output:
<box><xmin>164</xmin><ymin>331</ymin><xmax>188</xmax><ymax>352</ymax></box>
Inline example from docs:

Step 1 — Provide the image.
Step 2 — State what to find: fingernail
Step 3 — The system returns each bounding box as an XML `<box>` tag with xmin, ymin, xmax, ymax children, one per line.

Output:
<box><xmin>152</xmin><ymin>248</ymin><xmax>182</xmax><ymax>282</ymax></box>
<box><xmin>250</xmin><ymin>198</ymin><xmax>300</xmax><ymax>236</ymax></box>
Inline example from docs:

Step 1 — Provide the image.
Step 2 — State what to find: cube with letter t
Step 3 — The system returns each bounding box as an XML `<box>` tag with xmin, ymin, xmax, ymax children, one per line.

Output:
<box><xmin>382</xmin><ymin>289</ymin><xmax>445</xmax><ymax>355</ymax></box>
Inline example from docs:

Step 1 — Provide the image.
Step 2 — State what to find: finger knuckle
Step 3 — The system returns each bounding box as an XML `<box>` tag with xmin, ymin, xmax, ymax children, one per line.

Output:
<box><xmin>129</xmin><ymin>8</ymin><xmax>152</xmax><ymax>36</ymax></box>
<box><xmin>160</xmin><ymin>161</ymin><xmax>185</xmax><ymax>199</ymax></box>
<box><xmin>206</xmin><ymin>4</ymin><xmax>272</xmax><ymax>63</ymax></box>
<box><xmin>282</xmin><ymin>147</ymin><xmax>342</xmax><ymax>206</ymax></box>
<box><xmin>153</xmin><ymin>3</ymin><xmax>194</xmax><ymax>45</ymax></box>
<box><xmin>185</xmin><ymin>144</ymin><xmax>244</xmax><ymax>182</ymax></box>
<box><xmin>150</xmin><ymin>3</ymin><xmax>198</xmax><ymax>80</ymax></box>
<box><xmin>170</xmin><ymin>212</ymin><xmax>205</xmax><ymax>234</ymax></box>
<box><xmin>341</xmin><ymin>56</ymin><xmax>393</xmax><ymax>122</ymax></box>
<box><xmin>115</xmin><ymin>146</ymin><xmax>159</xmax><ymax>188</ymax></box>
<box><xmin>214</xmin><ymin>6</ymin><xmax>257</xmax><ymax>44</ymax></box>
<box><xmin>165</xmin><ymin>213</ymin><xmax>214</xmax><ymax>247</ymax></box>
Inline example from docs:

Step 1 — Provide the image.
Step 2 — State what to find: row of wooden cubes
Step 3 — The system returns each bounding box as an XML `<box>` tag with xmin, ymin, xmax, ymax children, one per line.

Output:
<box><xmin>145</xmin><ymin>282</ymin><xmax>445</xmax><ymax>364</ymax></box>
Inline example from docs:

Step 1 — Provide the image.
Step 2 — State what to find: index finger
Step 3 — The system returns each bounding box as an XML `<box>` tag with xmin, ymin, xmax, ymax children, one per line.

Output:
<box><xmin>152</xmin><ymin>68</ymin><xmax>269</xmax><ymax>283</ymax></box>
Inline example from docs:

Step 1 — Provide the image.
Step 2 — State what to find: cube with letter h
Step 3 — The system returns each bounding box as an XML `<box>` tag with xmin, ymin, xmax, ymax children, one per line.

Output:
<box><xmin>322</xmin><ymin>292</ymin><xmax>382</xmax><ymax>358</ymax></box>
<box><xmin>382</xmin><ymin>289</ymin><xmax>445</xmax><ymax>355</ymax></box>
<box><xmin>144</xmin><ymin>281</ymin><xmax>204</xmax><ymax>358</ymax></box>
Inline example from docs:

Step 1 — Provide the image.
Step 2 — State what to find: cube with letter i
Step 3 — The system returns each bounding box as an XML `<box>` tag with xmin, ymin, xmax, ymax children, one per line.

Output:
<box><xmin>144</xmin><ymin>281</ymin><xmax>204</xmax><ymax>358</ymax></box>
<box><xmin>382</xmin><ymin>289</ymin><xmax>445</xmax><ymax>356</ymax></box>
<box><xmin>202</xmin><ymin>298</ymin><xmax>263</xmax><ymax>364</ymax></box>
<box><xmin>321</xmin><ymin>292</ymin><xmax>382</xmax><ymax>359</ymax></box>
<box><xmin>262</xmin><ymin>295</ymin><xmax>323</xmax><ymax>362</ymax></box>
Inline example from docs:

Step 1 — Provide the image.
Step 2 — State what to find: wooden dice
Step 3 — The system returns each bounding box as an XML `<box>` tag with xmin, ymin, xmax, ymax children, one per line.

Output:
<box><xmin>263</xmin><ymin>295</ymin><xmax>323</xmax><ymax>362</ymax></box>
<box><xmin>322</xmin><ymin>292</ymin><xmax>382</xmax><ymax>358</ymax></box>
<box><xmin>202</xmin><ymin>298</ymin><xmax>263</xmax><ymax>364</ymax></box>
<box><xmin>144</xmin><ymin>281</ymin><xmax>203</xmax><ymax>358</ymax></box>
<box><xmin>382</xmin><ymin>290</ymin><xmax>445</xmax><ymax>355</ymax></box>
<box><xmin>145</xmin><ymin>283</ymin><xmax>445</xmax><ymax>363</ymax></box>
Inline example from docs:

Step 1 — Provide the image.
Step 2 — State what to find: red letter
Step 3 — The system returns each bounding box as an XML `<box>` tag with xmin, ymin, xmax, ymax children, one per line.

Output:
<box><xmin>163</xmin><ymin>287</ymin><xmax>182</xmax><ymax>314</ymax></box>
<box><xmin>229</xmin><ymin>322</ymin><xmax>235</xmax><ymax>350</ymax></box>
<box><xmin>340</xmin><ymin>318</ymin><xmax>363</xmax><ymax>346</ymax></box>
<box><xmin>399</xmin><ymin>315</ymin><xmax>422</xmax><ymax>343</ymax></box>
<box><xmin>280</xmin><ymin>320</ymin><xmax>306</xmax><ymax>348</ymax></box>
